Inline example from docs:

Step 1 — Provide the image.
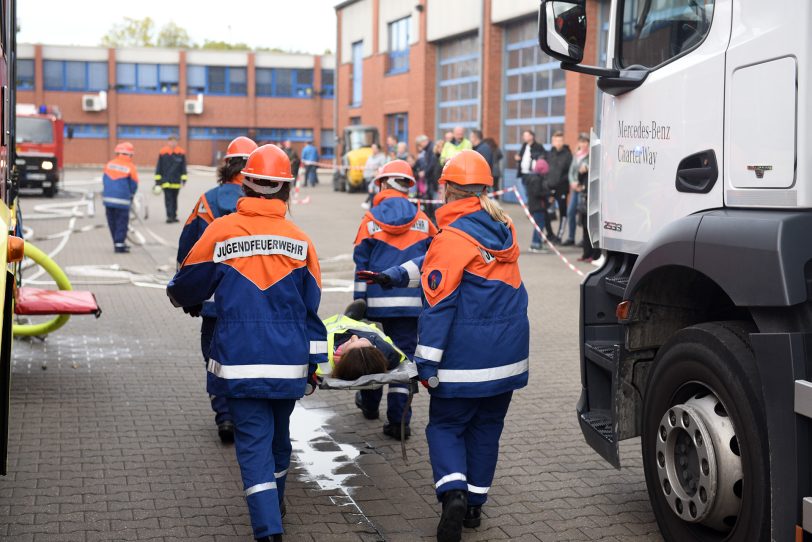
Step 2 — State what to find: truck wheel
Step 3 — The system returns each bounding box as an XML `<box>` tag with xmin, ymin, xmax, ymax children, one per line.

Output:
<box><xmin>641</xmin><ymin>321</ymin><xmax>769</xmax><ymax>542</ymax></box>
<box><xmin>43</xmin><ymin>185</ymin><xmax>56</xmax><ymax>198</ymax></box>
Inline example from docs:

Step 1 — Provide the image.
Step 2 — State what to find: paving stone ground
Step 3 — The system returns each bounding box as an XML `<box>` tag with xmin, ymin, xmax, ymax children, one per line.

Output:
<box><xmin>0</xmin><ymin>168</ymin><xmax>663</xmax><ymax>541</ymax></box>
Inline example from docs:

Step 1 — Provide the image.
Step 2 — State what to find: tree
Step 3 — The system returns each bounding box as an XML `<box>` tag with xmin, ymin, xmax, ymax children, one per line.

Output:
<box><xmin>200</xmin><ymin>40</ymin><xmax>251</xmax><ymax>51</ymax></box>
<box><xmin>101</xmin><ymin>17</ymin><xmax>156</xmax><ymax>48</ymax></box>
<box><xmin>157</xmin><ymin>22</ymin><xmax>192</xmax><ymax>48</ymax></box>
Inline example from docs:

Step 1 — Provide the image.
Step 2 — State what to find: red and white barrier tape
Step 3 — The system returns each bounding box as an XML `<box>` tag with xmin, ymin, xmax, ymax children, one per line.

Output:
<box><xmin>509</xmin><ymin>187</ymin><xmax>585</xmax><ymax>277</ymax></box>
<box><xmin>301</xmin><ymin>160</ymin><xmax>365</xmax><ymax>172</ymax></box>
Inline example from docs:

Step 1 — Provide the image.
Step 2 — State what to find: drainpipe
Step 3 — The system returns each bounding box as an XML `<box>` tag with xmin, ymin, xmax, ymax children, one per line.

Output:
<box><xmin>477</xmin><ymin>0</ymin><xmax>485</xmax><ymax>130</ymax></box>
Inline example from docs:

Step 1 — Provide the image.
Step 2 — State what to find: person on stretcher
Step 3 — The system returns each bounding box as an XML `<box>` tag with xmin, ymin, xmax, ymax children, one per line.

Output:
<box><xmin>317</xmin><ymin>309</ymin><xmax>408</xmax><ymax>381</ymax></box>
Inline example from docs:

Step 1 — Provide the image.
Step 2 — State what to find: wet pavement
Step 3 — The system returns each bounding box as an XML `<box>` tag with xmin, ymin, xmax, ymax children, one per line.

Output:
<box><xmin>0</xmin><ymin>168</ymin><xmax>662</xmax><ymax>541</ymax></box>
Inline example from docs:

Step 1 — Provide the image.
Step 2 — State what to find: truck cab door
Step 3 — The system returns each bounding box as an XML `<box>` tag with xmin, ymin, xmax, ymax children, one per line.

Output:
<box><xmin>598</xmin><ymin>0</ymin><xmax>733</xmax><ymax>254</ymax></box>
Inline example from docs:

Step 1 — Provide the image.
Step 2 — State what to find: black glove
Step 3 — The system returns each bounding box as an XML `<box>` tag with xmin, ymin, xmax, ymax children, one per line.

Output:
<box><xmin>356</xmin><ymin>270</ymin><xmax>392</xmax><ymax>287</ymax></box>
<box><xmin>183</xmin><ymin>304</ymin><xmax>203</xmax><ymax>318</ymax></box>
<box><xmin>305</xmin><ymin>373</ymin><xmax>319</xmax><ymax>396</ymax></box>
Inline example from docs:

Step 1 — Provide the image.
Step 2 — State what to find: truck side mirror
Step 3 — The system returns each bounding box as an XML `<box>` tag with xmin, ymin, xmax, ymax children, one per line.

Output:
<box><xmin>538</xmin><ymin>0</ymin><xmax>586</xmax><ymax>64</ymax></box>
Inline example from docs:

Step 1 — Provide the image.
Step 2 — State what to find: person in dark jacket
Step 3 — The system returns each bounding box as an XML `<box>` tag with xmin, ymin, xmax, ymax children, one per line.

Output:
<box><xmin>514</xmin><ymin>130</ymin><xmax>545</xmax><ymax>182</ymax></box>
<box><xmin>543</xmin><ymin>131</ymin><xmax>573</xmax><ymax>243</ymax></box>
<box><xmin>482</xmin><ymin>137</ymin><xmax>503</xmax><ymax>197</ymax></box>
<box><xmin>282</xmin><ymin>140</ymin><xmax>301</xmax><ymax>180</ymax></box>
<box><xmin>470</xmin><ymin>129</ymin><xmax>493</xmax><ymax>170</ymax></box>
<box><xmin>155</xmin><ymin>135</ymin><xmax>188</xmax><ymax>223</ymax></box>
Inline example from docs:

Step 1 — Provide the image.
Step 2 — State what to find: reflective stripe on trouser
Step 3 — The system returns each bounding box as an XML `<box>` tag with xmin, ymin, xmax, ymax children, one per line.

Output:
<box><xmin>226</xmin><ymin>397</ymin><xmax>296</xmax><ymax>538</ymax></box>
<box><xmin>104</xmin><ymin>206</ymin><xmax>129</xmax><ymax>245</ymax></box>
<box><xmin>201</xmin><ymin>317</ymin><xmax>231</xmax><ymax>425</ymax></box>
<box><xmin>426</xmin><ymin>391</ymin><xmax>513</xmax><ymax>506</ymax></box>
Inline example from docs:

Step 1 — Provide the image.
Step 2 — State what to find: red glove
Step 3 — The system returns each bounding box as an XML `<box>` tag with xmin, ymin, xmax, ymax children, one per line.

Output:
<box><xmin>420</xmin><ymin>380</ymin><xmax>430</xmax><ymax>389</ymax></box>
<box><xmin>305</xmin><ymin>373</ymin><xmax>319</xmax><ymax>396</ymax></box>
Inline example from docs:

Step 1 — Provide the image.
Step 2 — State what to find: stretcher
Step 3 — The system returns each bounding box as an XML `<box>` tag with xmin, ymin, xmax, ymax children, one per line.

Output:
<box><xmin>318</xmin><ymin>360</ymin><xmax>418</xmax><ymax>390</ymax></box>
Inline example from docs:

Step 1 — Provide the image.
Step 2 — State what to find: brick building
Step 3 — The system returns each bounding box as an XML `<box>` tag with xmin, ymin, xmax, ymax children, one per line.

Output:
<box><xmin>16</xmin><ymin>44</ymin><xmax>336</xmax><ymax>166</ymax></box>
<box><xmin>335</xmin><ymin>0</ymin><xmax>608</xmax><ymax>195</ymax></box>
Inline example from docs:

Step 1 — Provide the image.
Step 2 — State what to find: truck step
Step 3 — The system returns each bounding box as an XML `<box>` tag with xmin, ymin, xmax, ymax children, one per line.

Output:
<box><xmin>580</xmin><ymin>410</ymin><xmax>615</xmax><ymax>443</ymax></box>
<box><xmin>584</xmin><ymin>342</ymin><xmax>619</xmax><ymax>372</ymax></box>
<box><xmin>603</xmin><ymin>274</ymin><xmax>629</xmax><ymax>297</ymax></box>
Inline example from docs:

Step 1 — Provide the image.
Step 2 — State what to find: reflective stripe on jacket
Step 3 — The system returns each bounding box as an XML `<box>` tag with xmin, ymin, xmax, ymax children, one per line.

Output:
<box><xmin>177</xmin><ymin>181</ymin><xmax>243</xmax><ymax>318</ymax></box>
<box><xmin>167</xmin><ymin>197</ymin><xmax>327</xmax><ymax>399</ymax></box>
<box><xmin>315</xmin><ymin>314</ymin><xmax>406</xmax><ymax>376</ymax></box>
<box><xmin>102</xmin><ymin>156</ymin><xmax>139</xmax><ymax>209</ymax></box>
<box><xmin>414</xmin><ymin>197</ymin><xmax>529</xmax><ymax>399</ymax></box>
<box><xmin>353</xmin><ymin>189</ymin><xmax>437</xmax><ymax>319</ymax></box>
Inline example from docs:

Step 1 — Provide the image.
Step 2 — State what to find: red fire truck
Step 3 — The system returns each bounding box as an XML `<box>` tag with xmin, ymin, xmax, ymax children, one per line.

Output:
<box><xmin>15</xmin><ymin>103</ymin><xmax>64</xmax><ymax>197</ymax></box>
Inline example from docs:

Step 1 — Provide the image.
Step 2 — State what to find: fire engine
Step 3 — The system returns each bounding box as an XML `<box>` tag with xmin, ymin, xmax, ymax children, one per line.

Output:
<box><xmin>15</xmin><ymin>103</ymin><xmax>64</xmax><ymax>197</ymax></box>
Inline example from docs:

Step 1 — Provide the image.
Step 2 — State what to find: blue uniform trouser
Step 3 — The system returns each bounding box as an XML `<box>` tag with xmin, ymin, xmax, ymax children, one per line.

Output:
<box><xmin>426</xmin><ymin>391</ymin><xmax>513</xmax><ymax>506</ymax></box>
<box><xmin>359</xmin><ymin>317</ymin><xmax>416</xmax><ymax>425</ymax></box>
<box><xmin>226</xmin><ymin>397</ymin><xmax>296</xmax><ymax>539</ymax></box>
<box><xmin>104</xmin><ymin>206</ymin><xmax>129</xmax><ymax>247</ymax></box>
<box><xmin>201</xmin><ymin>317</ymin><xmax>231</xmax><ymax>425</ymax></box>
<box><xmin>164</xmin><ymin>187</ymin><xmax>179</xmax><ymax>220</ymax></box>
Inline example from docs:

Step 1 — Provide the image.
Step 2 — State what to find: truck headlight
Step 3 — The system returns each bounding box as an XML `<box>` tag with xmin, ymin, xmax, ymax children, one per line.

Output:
<box><xmin>41</xmin><ymin>161</ymin><xmax>54</xmax><ymax>171</ymax></box>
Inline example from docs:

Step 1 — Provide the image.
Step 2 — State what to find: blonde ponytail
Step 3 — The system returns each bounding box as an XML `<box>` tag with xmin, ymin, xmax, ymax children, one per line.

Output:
<box><xmin>479</xmin><ymin>193</ymin><xmax>510</xmax><ymax>225</ymax></box>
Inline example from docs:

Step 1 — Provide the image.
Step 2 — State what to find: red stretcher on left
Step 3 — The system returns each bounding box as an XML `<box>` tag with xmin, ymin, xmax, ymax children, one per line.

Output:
<box><xmin>14</xmin><ymin>287</ymin><xmax>101</xmax><ymax>317</ymax></box>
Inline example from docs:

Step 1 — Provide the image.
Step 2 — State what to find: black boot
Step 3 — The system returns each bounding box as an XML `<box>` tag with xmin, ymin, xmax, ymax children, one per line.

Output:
<box><xmin>354</xmin><ymin>391</ymin><xmax>379</xmax><ymax>420</ymax></box>
<box><xmin>255</xmin><ymin>536</ymin><xmax>282</xmax><ymax>542</ymax></box>
<box><xmin>463</xmin><ymin>505</ymin><xmax>481</xmax><ymax>528</ymax></box>
<box><xmin>382</xmin><ymin>423</ymin><xmax>410</xmax><ymax>440</ymax></box>
<box><xmin>437</xmin><ymin>490</ymin><xmax>467</xmax><ymax>542</ymax></box>
<box><xmin>217</xmin><ymin>421</ymin><xmax>235</xmax><ymax>444</ymax></box>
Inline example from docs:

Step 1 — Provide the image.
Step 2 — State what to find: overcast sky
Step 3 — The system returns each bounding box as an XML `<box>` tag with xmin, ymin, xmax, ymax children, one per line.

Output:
<box><xmin>18</xmin><ymin>0</ymin><xmax>338</xmax><ymax>54</ymax></box>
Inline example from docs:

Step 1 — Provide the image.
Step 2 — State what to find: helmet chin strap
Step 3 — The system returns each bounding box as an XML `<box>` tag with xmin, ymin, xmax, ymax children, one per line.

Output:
<box><xmin>386</xmin><ymin>178</ymin><xmax>410</xmax><ymax>193</ymax></box>
<box><xmin>243</xmin><ymin>177</ymin><xmax>284</xmax><ymax>195</ymax></box>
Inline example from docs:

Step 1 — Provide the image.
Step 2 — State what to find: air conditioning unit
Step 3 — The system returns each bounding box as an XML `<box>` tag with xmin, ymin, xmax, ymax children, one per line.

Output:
<box><xmin>81</xmin><ymin>91</ymin><xmax>107</xmax><ymax>112</ymax></box>
<box><xmin>184</xmin><ymin>94</ymin><xmax>204</xmax><ymax>115</ymax></box>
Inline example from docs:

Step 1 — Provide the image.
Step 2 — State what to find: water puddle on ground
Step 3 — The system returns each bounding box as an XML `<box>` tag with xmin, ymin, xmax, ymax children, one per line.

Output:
<box><xmin>289</xmin><ymin>404</ymin><xmax>361</xmax><ymax>491</ymax></box>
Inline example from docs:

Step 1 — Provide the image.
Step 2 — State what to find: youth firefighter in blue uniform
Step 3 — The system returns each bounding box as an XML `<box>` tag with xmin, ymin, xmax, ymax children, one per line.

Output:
<box><xmin>416</xmin><ymin>150</ymin><xmax>529</xmax><ymax>542</ymax></box>
<box><xmin>176</xmin><ymin>136</ymin><xmax>257</xmax><ymax>444</ymax></box>
<box><xmin>155</xmin><ymin>134</ymin><xmax>188</xmax><ymax>223</ymax></box>
<box><xmin>102</xmin><ymin>142</ymin><xmax>139</xmax><ymax>253</ymax></box>
<box><xmin>352</xmin><ymin>159</ymin><xmax>437</xmax><ymax>439</ymax></box>
<box><xmin>167</xmin><ymin>144</ymin><xmax>327</xmax><ymax>542</ymax></box>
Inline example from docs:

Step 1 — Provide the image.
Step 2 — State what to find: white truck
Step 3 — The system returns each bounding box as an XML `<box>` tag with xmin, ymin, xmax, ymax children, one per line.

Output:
<box><xmin>539</xmin><ymin>1</ymin><xmax>812</xmax><ymax>540</ymax></box>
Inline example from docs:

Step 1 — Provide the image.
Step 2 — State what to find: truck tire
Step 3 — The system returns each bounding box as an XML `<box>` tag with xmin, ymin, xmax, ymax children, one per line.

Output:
<box><xmin>641</xmin><ymin>321</ymin><xmax>769</xmax><ymax>542</ymax></box>
<box><xmin>43</xmin><ymin>185</ymin><xmax>56</xmax><ymax>198</ymax></box>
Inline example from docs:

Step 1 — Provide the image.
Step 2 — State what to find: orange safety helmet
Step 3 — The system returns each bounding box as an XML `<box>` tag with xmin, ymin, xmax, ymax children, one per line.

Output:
<box><xmin>114</xmin><ymin>142</ymin><xmax>135</xmax><ymax>156</ymax></box>
<box><xmin>241</xmin><ymin>144</ymin><xmax>295</xmax><ymax>195</ymax></box>
<box><xmin>439</xmin><ymin>149</ymin><xmax>493</xmax><ymax>188</ymax></box>
<box><xmin>373</xmin><ymin>160</ymin><xmax>415</xmax><ymax>193</ymax></box>
<box><xmin>224</xmin><ymin>136</ymin><xmax>257</xmax><ymax>160</ymax></box>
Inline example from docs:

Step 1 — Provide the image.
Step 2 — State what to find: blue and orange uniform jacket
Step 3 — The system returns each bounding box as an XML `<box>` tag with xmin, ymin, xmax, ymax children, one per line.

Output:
<box><xmin>176</xmin><ymin>180</ymin><xmax>244</xmax><ymax>318</ymax></box>
<box><xmin>167</xmin><ymin>197</ymin><xmax>328</xmax><ymax>399</ymax></box>
<box><xmin>414</xmin><ymin>197</ymin><xmax>529</xmax><ymax>398</ymax></box>
<box><xmin>102</xmin><ymin>156</ymin><xmax>139</xmax><ymax>209</ymax></box>
<box><xmin>155</xmin><ymin>145</ymin><xmax>188</xmax><ymax>188</ymax></box>
<box><xmin>353</xmin><ymin>189</ymin><xmax>437</xmax><ymax>319</ymax></box>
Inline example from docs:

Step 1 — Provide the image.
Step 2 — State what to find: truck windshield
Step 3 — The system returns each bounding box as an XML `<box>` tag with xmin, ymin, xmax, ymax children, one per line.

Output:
<box><xmin>348</xmin><ymin>129</ymin><xmax>375</xmax><ymax>151</ymax></box>
<box><xmin>16</xmin><ymin>117</ymin><xmax>54</xmax><ymax>144</ymax></box>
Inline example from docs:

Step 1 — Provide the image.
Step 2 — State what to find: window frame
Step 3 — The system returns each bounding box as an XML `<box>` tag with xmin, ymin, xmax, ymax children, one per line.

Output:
<box><xmin>16</xmin><ymin>58</ymin><xmax>34</xmax><ymax>90</ymax></box>
<box><xmin>320</xmin><ymin>129</ymin><xmax>335</xmax><ymax>159</ymax></box>
<box><xmin>614</xmin><ymin>0</ymin><xmax>717</xmax><ymax>72</ymax></box>
<box><xmin>185</xmin><ymin>65</ymin><xmax>247</xmax><ymax>96</ymax></box>
<box><xmin>43</xmin><ymin>60</ymin><xmax>108</xmax><ymax>92</ymax></box>
<box><xmin>351</xmin><ymin>41</ymin><xmax>363</xmax><ymax>107</ymax></box>
<box><xmin>255</xmin><ymin>68</ymin><xmax>314</xmax><ymax>98</ymax></box>
<box><xmin>436</xmin><ymin>35</ymin><xmax>481</xmax><ymax>134</ymax></box>
<box><xmin>321</xmin><ymin>69</ymin><xmax>334</xmax><ymax>98</ymax></box>
<box><xmin>64</xmin><ymin>124</ymin><xmax>109</xmax><ymax>139</ymax></box>
<box><xmin>255</xmin><ymin>128</ymin><xmax>314</xmax><ymax>143</ymax></box>
<box><xmin>116</xmin><ymin>63</ymin><xmax>180</xmax><ymax>94</ymax></box>
<box><xmin>188</xmin><ymin>127</ymin><xmax>246</xmax><ymax>141</ymax></box>
<box><xmin>117</xmin><ymin>125</ymin><xmax>178</xmax><ymax>140</ymax></box>
<box><xmin>385</xmin><ymin>113</ymin><xmax>409</xmax><ymax>147</ymax></box>
<box><xmin>386</xmin><ymin>16</ymin><xmax>411</xmax><ymax>75</ymax></box>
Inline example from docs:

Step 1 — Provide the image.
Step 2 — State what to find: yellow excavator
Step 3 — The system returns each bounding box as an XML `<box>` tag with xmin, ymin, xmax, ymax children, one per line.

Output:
<box><xmin>332</xmin><ymin>125</ymin><xmax>379</xmax><ymax>193</ymax></box>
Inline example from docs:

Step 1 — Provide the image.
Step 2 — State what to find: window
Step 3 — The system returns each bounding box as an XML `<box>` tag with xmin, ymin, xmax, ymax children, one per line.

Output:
<box><xmin>437</xmin><ymin>34</ymin><xmax>480</xmax><ymax>135</ymax></box>
<box><xmin>320</xmin><ymin>129</ymin><xmax>335</xmax><ymax>159</ymax></box>
<box><xmin>64</xmin><ymin>124</ymin><xmax>109</xmax><ymax>139</ymax></box>
<box><xmin>44</xmin><ymin>60</ymin><xmax>108</xmax><ymax>91</ymax></box>
<box><xmin>16</xmin><ymin>59</ymin><xmax>34</xmax><ymax>90</ymax></box>
<box><xmin>116</xmin><ymin>63</ymin><xmax>179</xmax><ymax>93</ymax></box>
<box><xmin>387</xmin><ymin>17</ymin><xmax>410</xmax><ymax>74</ymax></box>
<box><xmin>386</xmin><ymin>113</ymin><xmax>408</xmax><ymax>146</ymax></box>
<box><xmin>117</xmin><ymin>125</ymin><xmax>177</xmax><ymax>140</ymax></box>
<box><xmin>16</xmin><ymin>117</ymin><xmax>54</xmax><ymax>144</ymax></box>
<box><xmin>255</xmin><ymin>68</ymin><xmax>313</xmax><ymax>97</ymax></box>
<box><xmin>351</xmin><ymin>41</ymin><xmax>363</xmax><ymax>106</ymax></box>
<box><xmin>255</xmin><ymin>128</ymin><xmax>313</xmax><ymax>143</ymax></box>
<box><xmin>619</xmin><ymin>0</ymin><xmax>715</xmax><ymax>69</ymax></box>
<box><xmin>321</xmin><ymin>69</ymin><xmax>334</xmax><ymax>97</ymax></box>
<box><xmin>349</xmin><ymin>116</ymin><xmax>361</xmax><ymax>126</ymax></box>
<box><xmin>189</xmin><ymin>127</ymin><xmax>245</xmax><ymax>140</ymax></box>
<box><xmin>501</xmin><ymin>18</ymin><xmax>566</xmax><ymax>200</ymax></box>
<box><xmin>186</xmin><ymin>65</ymin><xmax>247</xmax><ymax>95</ymax></box>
